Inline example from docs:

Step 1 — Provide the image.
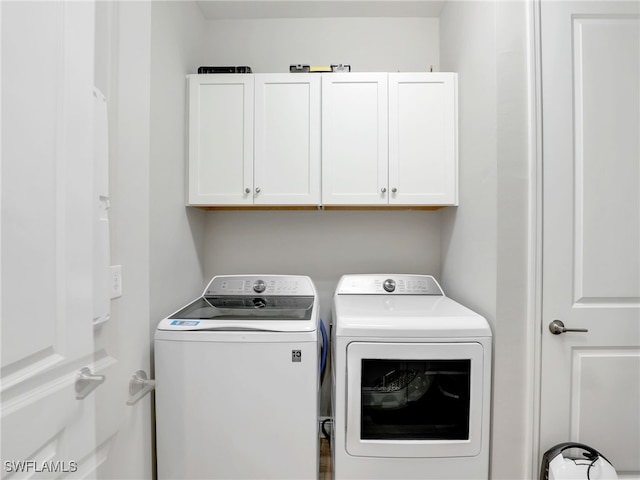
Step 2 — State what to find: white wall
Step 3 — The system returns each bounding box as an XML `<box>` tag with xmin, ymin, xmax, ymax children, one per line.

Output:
<box><xmin>206</xmin><ymin>17</ymin><xmax>440</xmax><ymax>73</ymax></box>
<box><xmin>440</xmin><ymin>1</ymin><xmax>533</xmax><ymax>478</ymax></box>
<box><xmin>203</xmin><ymin>210</ymin><xmax>442</xmax><ymax>320</ymax></box>
<box><xmin>150</xmin><ymin>2</ymin><xmax>209</xmax><ymax>324</ymax></box>
<box><xmin>439</xmin><ymin>1</ymin><xmax>497</xmax><ymax>321</ymax></box>
<box><xmin>494</xmin><ymin>2</ymin><xmax>534</xmax><ymax>478</ymax></box>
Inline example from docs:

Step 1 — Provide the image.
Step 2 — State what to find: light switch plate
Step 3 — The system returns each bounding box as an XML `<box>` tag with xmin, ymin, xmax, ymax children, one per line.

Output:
<box><xmin>110</xmin><ymin>265</ymin><xmax>122</xmax><ymax>299</ymax></box>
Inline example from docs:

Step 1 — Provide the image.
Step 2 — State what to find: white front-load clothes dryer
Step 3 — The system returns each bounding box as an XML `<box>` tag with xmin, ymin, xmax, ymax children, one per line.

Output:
<box><xmin>155</xmin><ymin>275</ymin><xmax>320</xmax><ymax>480</ymax></box>
<box><xmin>331</xmin><ymin>274</ymin><xmax>492</xmax><ymax>480</ymax></box>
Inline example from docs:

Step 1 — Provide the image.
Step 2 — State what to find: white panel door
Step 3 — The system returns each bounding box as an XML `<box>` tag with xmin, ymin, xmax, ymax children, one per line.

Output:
<box><xmin>388</xmin><ymin>73</ymin><xmax>457</xmax><ymax>206</ymax></box>
<box><xmin>540</xmin><ymin>1</ymin><xmax>640</xmax><ymax>474</ymax></box>
<box><xmin>1</xmin><ymin>1</ymin><xmax>100</xmax><ymax>476</ymax></box>
<box><xmin>322</xmin><ymin>73</ymin><xmax>388</xmax><ymax>205</ymax></box>
<box><xmin>188</xmin><ymin>75</ymin><xmax>254</xmax><ymax>205</ymax></box>
<box><xmin>254</xmin><ymin>74</ymin><xmax>321</xmax><ymax>205</ymax></box>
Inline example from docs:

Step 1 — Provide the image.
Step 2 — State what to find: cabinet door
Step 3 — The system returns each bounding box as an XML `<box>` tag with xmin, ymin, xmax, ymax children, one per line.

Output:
<box><xmin>388</xmin><ymin>73</ymin><xmax>458</xmax><ymax>205</ymax></box>
<box><xmin>254</xmin><ymin>74</ymin><xmax>321</xmax><ymax>205</ymax></box>
<box><xmin>322</xmin><ymin>73</ymin><xmax>388</xmax><ymax>205</ymax></box>
<box><xmin>187</xmin><ymin>74</ymin><xmax>254</xmax><ymax>205</ymax></box>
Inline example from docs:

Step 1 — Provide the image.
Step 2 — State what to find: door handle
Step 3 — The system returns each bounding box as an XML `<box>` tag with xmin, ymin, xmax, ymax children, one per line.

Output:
<box><xmin>75</xmin><ymin>367</ymin><xmax>105</xmax><ymax>400</ymax></box>
<box><xmin>127</xmin><ymin>370</ymin><xmax>156</xmax><ymax>406</ymax></box>
<box><xmin>549</xmin><ymin>319</ymin><xmax>589</xmax><ymax>335</ymax></box>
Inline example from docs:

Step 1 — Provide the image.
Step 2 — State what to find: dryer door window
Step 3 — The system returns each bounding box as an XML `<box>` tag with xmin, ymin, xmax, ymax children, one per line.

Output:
<box><xmin>346</xmin><ymin>342</ymin><xmax>485</xmax><ymax>458</ymax></box>
<box><xmin>360</xmin><ymin>358</ymin><xmax>471</xmax><ymax>441</ymax></box>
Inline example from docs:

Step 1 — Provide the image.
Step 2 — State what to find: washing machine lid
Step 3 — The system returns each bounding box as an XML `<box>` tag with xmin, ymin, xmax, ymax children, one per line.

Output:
<box><xmin>333</xmin><ymin>275</ymin><xmax>491</xmax><ymax>338</ymax></box>
<box><xmin>157</xmin><ymin>275</ymin><xmax>318</xmax><ymax>332</ymax></box>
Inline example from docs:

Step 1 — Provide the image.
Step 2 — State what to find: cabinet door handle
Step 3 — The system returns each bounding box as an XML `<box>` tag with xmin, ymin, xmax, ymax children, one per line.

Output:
<box><xmin>255</xmin><ymin>187</ymin><xmax>261</xmax><ymax>194</ymax></box>
<box><xmin>391</xmin><ymin>187</ymin><xmax>398</xmax><ymax>193</ymax></box>
<box><xmin>244</xmin><ymin>187</ymin><xmax>251</xmax><ymax>194</ymax></box>
<box><xmin>381</xmin><ymin>187</ymin><xmax>387</xmax><ymax>193</ymax></box>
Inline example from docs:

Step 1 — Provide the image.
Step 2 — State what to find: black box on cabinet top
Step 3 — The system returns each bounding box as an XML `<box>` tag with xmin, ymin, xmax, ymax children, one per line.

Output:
<box><xmin>197</xmin><ymin>66</ymin><xmax>253</xmax><ymax>74</ymax></box>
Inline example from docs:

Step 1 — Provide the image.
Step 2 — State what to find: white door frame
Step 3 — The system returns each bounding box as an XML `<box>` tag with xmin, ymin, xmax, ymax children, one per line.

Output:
<box><xmin>528</xmin><ymin>1</ymin><xmax>545</xmax><ymax>478</ymax></box>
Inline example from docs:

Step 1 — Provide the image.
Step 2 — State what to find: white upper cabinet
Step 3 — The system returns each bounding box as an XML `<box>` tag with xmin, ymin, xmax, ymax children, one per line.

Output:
<box><xmin>188</xmin><ymin>74</ymin><xmax>254</xmax><ymax>205</ymax></box>
<box><xmin>188</xmin><ymin>74</ymin><xmax>320</xmax><ymax>206</ymax></box>
<box><xmin>322</xmin><ymin>72</ymin><xmax>457</xmax><ymax>206</ymax></box>
<box><xmin>321</xmin><ymin>73</ymin><xmax>389</xmax><ymax>205</ymax></box>
<box><xmin>187</xmin><ymin>72</ymin><xmax>457</xmax><ymax>207</ymax></box>
<box><xmin>254</xmin><ymin>74</ymin><xmax>321</xmax><ymax>205</ymax></box>
<box><xmin>389</xmin><ymin>73</ymin><xmax>457</xmax><ymax>206</ymax></box>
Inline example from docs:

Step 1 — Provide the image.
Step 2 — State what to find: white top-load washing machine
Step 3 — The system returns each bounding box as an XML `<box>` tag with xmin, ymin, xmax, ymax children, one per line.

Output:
<box><xmin>155</xmin><ymin>275</ymin><xmax>320</xmax><ymax>480</ymax></box>
<box><xmin>332</xmin><ymin>274</ymin><xmax>492</xmax><ymax>480</ymax></box>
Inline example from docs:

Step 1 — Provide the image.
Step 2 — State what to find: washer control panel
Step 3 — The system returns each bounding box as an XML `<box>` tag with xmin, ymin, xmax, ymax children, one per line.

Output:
<box><xmin>336</xmin><ymin>275</ymin><xmax>444</xmax><ymax>295</ymax></box>
<box><xmin>206</xmin><ymin>275</ymin><xmax>316</xmax><ymax>296</ymax></box>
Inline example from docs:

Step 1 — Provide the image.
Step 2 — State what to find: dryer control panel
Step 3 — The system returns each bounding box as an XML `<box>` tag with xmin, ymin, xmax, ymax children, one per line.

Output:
<box><xmin>336</xmin><ymin>275</ymin><xmax>444</xmax><ymax>295</ymax></box>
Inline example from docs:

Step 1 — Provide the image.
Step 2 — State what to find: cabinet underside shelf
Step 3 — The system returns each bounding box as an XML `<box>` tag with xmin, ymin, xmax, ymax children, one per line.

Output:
<box><xmin>190</xmin><ymin>205</ymin><xmax>448</xmax><ymax>211</ymax></box>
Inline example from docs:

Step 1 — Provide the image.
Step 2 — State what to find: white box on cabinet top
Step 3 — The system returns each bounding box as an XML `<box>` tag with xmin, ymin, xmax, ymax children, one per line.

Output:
<box><xmin>188</xmin><ymin>74</ymin><xmax>321</xmax><ymax>206</ymax></box>
<box><xmin>322</xmin><ymin>72</ymin><xmax>457</xmax><ymax>206</ymax></box>
<box><xmin>187</xmin><ymin>72</ymin><xmax>457</xmax><ymax>207</ymax></box>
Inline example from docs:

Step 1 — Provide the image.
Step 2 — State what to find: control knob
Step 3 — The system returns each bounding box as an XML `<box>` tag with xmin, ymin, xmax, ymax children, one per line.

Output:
<box><xmin>253</xmin><ymin>280</ymin><xmax>266</xmax><ymax>293</ymax></box>
<box><xmin>383</xmin><ymin>279</ymin><xmax>396</xmax><ymax>293</ymax></box>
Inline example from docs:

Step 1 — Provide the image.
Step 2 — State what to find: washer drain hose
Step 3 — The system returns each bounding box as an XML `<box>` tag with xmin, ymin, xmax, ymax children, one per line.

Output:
<box><xmin>320</xmin><ymin>319</ymin><xmax>328</xmax><ymax>380</ymax></box>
